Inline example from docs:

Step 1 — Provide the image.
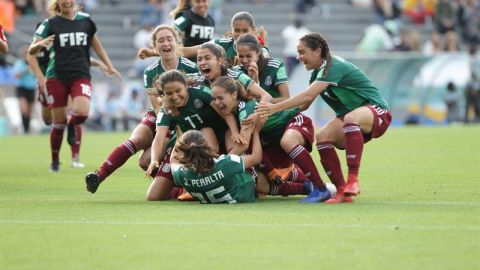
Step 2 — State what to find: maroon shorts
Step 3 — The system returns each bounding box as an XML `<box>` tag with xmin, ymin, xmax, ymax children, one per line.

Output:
<box><xmin>155</xmin><ymin>146</ymin><xmax>173</xmax><ymax>181</ymax></box>
<box><xmin>46</xmin><ymin>78</ymin><xmax>91</xmax><ymax>108</ymax></box>
<box><xmin>140</xmin><ymin>110</ymin><xmax>157</xmax><ymax>133</ymax></box>
<box><xmin>285</xmin><ymin>113</ymin><xmax>314</xmax><ymax>152</ymax></box>
<box><xmin>364</xmin><ymin>105</ymin><xmax>392</xmax><ymax>142</ymax></box>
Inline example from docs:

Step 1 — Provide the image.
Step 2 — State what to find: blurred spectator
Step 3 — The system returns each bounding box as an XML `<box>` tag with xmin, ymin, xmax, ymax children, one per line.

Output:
<box><xmin>457</xmin><ymin>0</ymin><xmax>480</xmax><ymax>44</ymax></box>
<box><xmin>409</xmin><ymin>29</ymin><xmax>422</xmax><ymax>51</ymax></box>
<box><xmin>128</xmin><ymin>24</ymin><xmax>156</xmax><ymax>78</ymax></box>
<box><xmin>464</xmin><ymin>71</ymin><xmax>480</xmax><ymax>123</ymax></box>
<box><xmin>120</xmin><ymin>89</ymin><xmax>144</xmax><ymax>131</ymax></box>
<box><xmin>402</xmin><ymin>0</ymin><xmax>435</xmax><ymax>25</ymax></box>
<box><xmin>394</xmin><ymin>28</ymin><xmax>413</xmax><ymax>51</ymax></box>
<box><xmin>444</xmin><ymin>30</ymin><xmax>460</xmax><ymax>51</ymax></box>
<box><xmin>357</xmin><ymin>20</ymin><xmax>397</xmax><ymax>54</ymax></box>
<box><xmin>422</xmin><ymin>30</ymin><xmax>443</xmax><ymax>55</ymax></box>
<box><xmin>444</xmin><ymin>81</ymin><xmax>462</xmax><ymax>124</ymax></box>
<box><xmin>281</xmin><ymin>18</ymin><xmax>311</xmax><ymax>75</ymax></box>
<box><xmin>140</xmin><ymin>0</ymin><xmax>166</xmax><ymax>28</ymax></box>
<box><xmin>373</xmin><ymin>0</ymin><xmax>401</xmax><ymax>23</ymax></box>
<box><xmin>296</xmin><ymin>0</ymin><xmax>317</xmax><ymax>14</ymax></box>
<box><xmin>13</xmin><ymin>45</ymin><xmax>37</xmax><ymax>133</ymax></box>
<box><xmin>435</xmin><ymin>0</ymin><xmax>456</xmax><ymax>34</ymax></box>
<box><xmin>210</xmin><ymin>0</ymin><xmax>225</xmax><ymax>26</ymax></box>
<box><xmin>32</xmin><ymin>0</ymin><xmax>48</xmax><ymax>15</ymax></box>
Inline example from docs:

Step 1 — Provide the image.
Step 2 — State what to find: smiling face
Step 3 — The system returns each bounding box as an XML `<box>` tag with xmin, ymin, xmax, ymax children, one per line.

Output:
<box><xmin>58</xmin><ymin>0</ymin><xmax>75</xmax><ymax>14</ymax></box>
<box><xmin>236</xmin><ymin>44</ymin><xmax>260</xmax><ymax>71</ymax></box>
<box><xmin>197</xmin><ymin>48</ymin><xmax>223</xmax><ymax>81</ymax></box>
<box><xmin>232</xmin><ymin>19</ymin><xmax>255</xmax><ymax>43</ymax></box>
<box><xmin>191</xmin><ymin>0</ymin><xmax>210</xmax><ymax>17</ymax></box>
<box><xmin>162</xmin><ymin>81</ymin><xmax>188</xmax><ymax>108</ymax></box>
<box><xmin>212</xmin><ymin>85</ymin><xmax>238</xmax><ymax>115</ymax></box>
<box><xmin>297</xmin><ymin>40</ymin><xmax>322</xmax><ymax>70</ymax></box>
<box><xmin>154</xmin><ymin>28</ymin><xmax>177</xmax><ymax>60</ymax></box>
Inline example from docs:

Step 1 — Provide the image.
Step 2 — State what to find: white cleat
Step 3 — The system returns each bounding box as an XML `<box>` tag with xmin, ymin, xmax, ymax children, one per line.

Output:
<box><xmin>71</xmin><ymin>159</ymin><xmax>85</xmax><ymax>169</ymax></box>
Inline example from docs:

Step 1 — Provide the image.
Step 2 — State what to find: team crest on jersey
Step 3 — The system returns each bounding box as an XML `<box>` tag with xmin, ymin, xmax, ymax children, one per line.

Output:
<box><xmin>194</xmin><ymin>99</ymin><xmax>204</xmax><ymax>109</ymax></box>
<box><xmin>161</xmin><ymin>163</ymin><xmax>171</xmax><ymax>173</ymax></box>
<box><xmin>264</xmin><ymin>75</ymin><xmax>272</xmax><ymax>86</ymax></box>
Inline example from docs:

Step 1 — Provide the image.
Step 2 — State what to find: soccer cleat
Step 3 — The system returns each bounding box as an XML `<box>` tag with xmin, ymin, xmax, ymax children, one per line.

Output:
<box><xmin>324</xmin><ymin>191</ymin><xmax>354</xmax><ymax>204</ymax></box>
<box><xmin>300</xmin><ymin>185</ymin><xmax>332</xmax><ymax>203</ymax></box>
<box><xmin>267</xmin><ymin>164</ymin><xmax>295</xmax><ymax>185</ymax></box>
<box><xmin>85</xmin><ymin>172</ymin><xmax>101</xmax><ymax>194</ymax></box>
<box><xmin>344</xmin><ymin>179</ymin><xmax>360</xmax><ymax>196</ymax></box>
<box><xmin>49</xmin><ymin>161</ymin><xmax>60</xmax><ymax>173</ymax></box>
<box><xmin>71</xmin><ymin>157</ymin><xmax>85</xmax><ymax>169</ymax></box>
<box><xmin>303</xmin><ymin>180</ymin><xmax>314</xmax><ymax>195</ymax></box>
<box><xmin>177</xmin><ymin>192</ymin><xmax>196</xmax><ymax>201</ymax></box>
<box><xmin>67</xmin><ymin>124</ymin><xmax>77</xmax><ymax>146</ymax></box>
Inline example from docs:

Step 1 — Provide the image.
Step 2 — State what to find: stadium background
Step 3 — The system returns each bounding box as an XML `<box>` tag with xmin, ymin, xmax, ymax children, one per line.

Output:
<box><xmin>0</xmin><ymin>0</ymin><xmax>479</xmax><ymax>134</ymax></box>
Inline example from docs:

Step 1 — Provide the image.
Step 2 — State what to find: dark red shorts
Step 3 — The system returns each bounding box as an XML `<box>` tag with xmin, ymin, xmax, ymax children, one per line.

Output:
<box><xmin>285</xmin><ymin>113</ymin><xmax>314</xmax><ymax>152</ymax></box>
<box><xmin>46</xmin><ymin>78</ymin><xmax>91</xmax><ymax>108</ymax></box>
<box><xmin>364</xmin><ymin>105</ymin><xmax>392</xmax><ymax>142</ymax></box>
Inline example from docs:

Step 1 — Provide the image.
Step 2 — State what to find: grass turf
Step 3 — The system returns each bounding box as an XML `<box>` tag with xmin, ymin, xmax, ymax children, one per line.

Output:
<box><xmin>0</xmin><ymin>126</ymin><xmax>479</xmax><ymax>270</ymax></box>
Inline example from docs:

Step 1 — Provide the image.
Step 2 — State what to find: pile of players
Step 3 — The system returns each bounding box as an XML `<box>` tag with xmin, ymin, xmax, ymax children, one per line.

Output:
<box><xmin>27</xmin><ymin>0</ymin><xmax>392</xmax><ymax>204</ymax></box>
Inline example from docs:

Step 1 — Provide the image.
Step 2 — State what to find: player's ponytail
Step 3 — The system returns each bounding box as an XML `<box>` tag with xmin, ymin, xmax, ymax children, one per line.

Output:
<box><xmin>176</xmin><ymin>130</ymin><xmax>217</xmax><ymax>174</ymax></box>
<box><xmin>212</xmin><ymin>76</ymin><xmax>249</xmax><ymax>101</ymax></box>
<box><xmin>299</xmin><ymin>33</ymin><xmax>332</xmax><ymax>79</ymax></box>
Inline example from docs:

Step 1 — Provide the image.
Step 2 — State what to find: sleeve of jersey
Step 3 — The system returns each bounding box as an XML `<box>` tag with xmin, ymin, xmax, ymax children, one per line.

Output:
<box><xmin>315</xmin><ymin>65</ymin><xmax>342</xmax><ymax>86</ymax></box>
<box><xmin>34</xmin><ymin>19</ymin><xmax>49</xmax><ymax>39</ymax></box>
<box><xmin>227</xmin><ymin>154</ymin><xmax>245</xmax><ymax>173</ymax></box>
<box><xmin>235</xmin><ymin>71</ymin><xmax>253</xmax><ymax>89</ymax></box>
<box><xmin>274</xmin><ymin>64</ymin><xmax>288</xmax><ymax>85</ymax></box>
<box><xmin>171</xmin><ymin>167</ymin><xmax>183</xmax><ymax>186</ymax></box>
<box><xmin>173</xmin><ymin>15</ymin><xmax>188</xmax><ymax>32</ymax></box>
<box><xmin>156</xmin><ymin>110</ymin><xmax>174</xmax><ymax>127</ymax></box>
<box><xmin>90</xmin><ymin>18</ymin><xmax>98</xmax><ymax>35</ymax></box>
<box><xmin>143</xmin><ymin>69</ymin><xmax>153</xmax><ymax>89</ymax></box>
<box><xmin>197</xmin><ymin>86</ymin><xmax>213</xmax><ymax>102</ymax></box>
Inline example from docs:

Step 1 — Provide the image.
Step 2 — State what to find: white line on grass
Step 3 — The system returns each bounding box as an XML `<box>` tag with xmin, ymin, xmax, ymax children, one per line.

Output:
<box><xmin>0</xmin><ymin>220</ymin><xmax>478</xmax><ymax>231</ymax></box>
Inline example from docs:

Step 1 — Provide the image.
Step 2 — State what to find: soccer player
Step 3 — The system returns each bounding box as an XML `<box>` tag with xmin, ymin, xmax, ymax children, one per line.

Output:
<box><xmin>257</xmin><ymin>33</ymin><xmax>392</xmax><ymax>203</ymax></box>
<box><xmin>145</xmin><ymin>70</ymin><xmax>244</xmax><ymax>193</ymax></box>
<box><xmin>171</xmin><ymin>0</ymin><xmax>215</xmax><ymax>47</ymax></box>
<box><xmin>195</xmin><ymin>43</ymin><xmax>271</xmax><ymax>103</ymax></box>
<box><xmin>170</xmin><ymin>126</ymin><xmax>262</xmax><ymax>204</ymax></box>
<box><xmin>28</xmin><ymin>0</ymin><xmax>120</xmax><ymax>172</ymax></box>
<box><xmin>211</xmin><ymin>76</ymin><xmax>316</xmax><ymax>197</ymax></box>
<box><xmin>84</xmin><ymin>25</ymin><xmax>198</xmax><ymax>197</ymax></box>
<box><xmin>139</xmin><ymin>11</ymin><xmax>268</xmax><ymax>67</ymax></box>
<box><xmin>0</xmin><ymin>23</ymin><xmax>8</xmax><ymax>53</ymax></box>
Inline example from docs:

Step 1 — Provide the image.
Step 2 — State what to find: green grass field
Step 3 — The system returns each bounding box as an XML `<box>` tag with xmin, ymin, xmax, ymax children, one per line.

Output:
<box><xmin>1</xmin><ymin>126</ymin><xmax>479</xmax><ymax>270</ymax></box>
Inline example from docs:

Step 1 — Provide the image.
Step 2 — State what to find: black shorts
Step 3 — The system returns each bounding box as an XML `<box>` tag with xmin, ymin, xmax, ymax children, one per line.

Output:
<box><xmin>16</xmin><ymin>87</ymin><xmax>36</xmax><ymax>103</ymax></box>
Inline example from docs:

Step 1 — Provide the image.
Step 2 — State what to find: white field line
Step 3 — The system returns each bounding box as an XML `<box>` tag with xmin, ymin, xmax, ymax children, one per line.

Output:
<box><xmin>0</xmin><ymin>220</ymin><xmax>479</xmax><ymax>231</ymax></box>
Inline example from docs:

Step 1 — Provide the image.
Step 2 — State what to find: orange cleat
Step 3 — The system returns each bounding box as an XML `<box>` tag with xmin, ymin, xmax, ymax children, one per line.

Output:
<box><xmin>177</xmin><ymin>192</ymin><xmax>196</xmax><ymax>201</ymax></box>
<box><xmin>324</xmin><ymin>191</ymin><xmax>354</xmax><ymax>204</ymax></box>
<box><xmin>343</xmin><ymin>180</ymin><xmax>360</xmax><ymax>196</ymax></box>
<box><xmin>267</xmin><ymin>164</ymin><xmax>295</xmax><ymax>185</ymax></box>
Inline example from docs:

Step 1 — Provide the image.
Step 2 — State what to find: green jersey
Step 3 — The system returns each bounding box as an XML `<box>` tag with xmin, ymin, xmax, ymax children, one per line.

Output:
<box><xmin>143</xmin><ymin>57</ymin><xmax>198</xmax><ymax>89</ymax></box>
<box><xmin>310</xmin><ymin>55</ymin><xmax>389</xmax><ymax>116</ymax></box>
<box><xmin>213</xmin><ymin>37</ymin><xmax>270</xmax><ymax>66</ymax></box>
<box><xmin>198</xmin><ymin>68</ymin><xmax>253</xmax><ymax>89</ymax></box>
<box><xmin>237</xmin><ymin>99</ymin><xmax>299</xmax><ymax>145</ymax></box>
<box><xmin>172</xmin><ymin>154</ymin><xmax>256</xmax><ymax>203</ymax></box>
<box><xmin>156</xmin><ymin>86</ymin><xmax>226</xmax><ymax>132</ymax></box>
<box><xmin>234</xmin><ymin>58</ymin><xmax>288</xmax><ymax>98</ymax></box>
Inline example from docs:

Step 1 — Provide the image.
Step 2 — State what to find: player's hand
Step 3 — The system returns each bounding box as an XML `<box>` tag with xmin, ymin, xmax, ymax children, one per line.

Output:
<box><xmin>256</xmin><ymin>102</ymin><xmax>276</xmax><ymax>117</ymax></box>
<box><xmin>247</xmin><ymin>61</ymin><xmax>259</xmax><ymax>83</ymax></box>
<box><xmin>39</xmin><ymin>35</ymin><xmax>55</xmax><ymax>49</ymax></box>
<box><xmin>254</xmin><ymin>115</ymin><xmax>267</xmax><ymax>133</ymax></box>
<box><xmin>145</xmin><ymin>161</ymin><xmax>159</xmax><ymax>178</ymax></box>
<box><xmin>230</xmin><ymin>132</ymin><xmax>248</xmax><ymax>145</ymax></box>
<box><xmin>103</xmin><ymin>67</ymin><xmax>122</xmax><ymax>81</ymax></box>
<box><xmin>138</xmin><ymin>48</ymin><xmax>157</xmax><ymax>60</ymax></box>
<box><xmin>37</xmin><ymin>76</ymin><xmax>47</xmax><ymax>93</ymax></box>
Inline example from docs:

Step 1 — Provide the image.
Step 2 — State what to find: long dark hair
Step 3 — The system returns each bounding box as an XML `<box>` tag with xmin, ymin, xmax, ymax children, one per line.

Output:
<box><xmin>198</xmin><ymin>43</ymin><xmax>228</xmax><ymax>77</ymax></box>
<box><xmin>212</xmin><ymin>76</ymin><xmax>249</xmax><ymax>101</ymax></box>
<box><xmin>235</xmin><ymin>33</ymin><xmax>268</xmax><ymax>73</ymax></box>
<box><xmin>299</xmin><ymin>33</ymin><xmax>332</xmax><ymax>79</ymax></box>
<box><xmin>176</xmin><ymin>130</ymin><xmax>217</xmax><ymax>174</ymax></box>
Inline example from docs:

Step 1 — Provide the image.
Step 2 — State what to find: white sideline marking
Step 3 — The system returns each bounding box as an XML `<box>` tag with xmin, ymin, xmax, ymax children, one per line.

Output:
<box><xmin>0</xmin><ymin>220</ymin><xmax>479</xmax><ymax>231</ymax></box>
